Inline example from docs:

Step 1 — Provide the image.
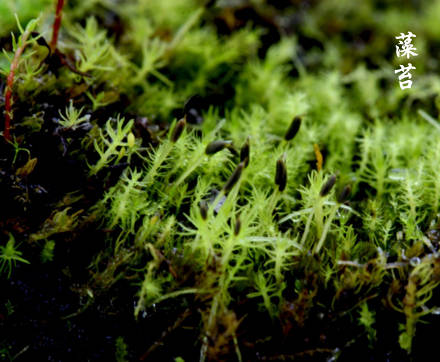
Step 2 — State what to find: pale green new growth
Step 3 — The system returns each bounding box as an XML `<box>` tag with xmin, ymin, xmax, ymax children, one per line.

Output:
<box><xmin>58</xmin><ymin>100</ymin><xmax>89</xmax><ymax>129</ymax></box>
<box><xmin>0</xmin><ymin>234</ymin><xmax>30</xmax><ymax>278</ymax></box>
<box><xmin>89</xmin><ymin>116</ymin><xmax>138</xmax><ymax>176</ymax></box>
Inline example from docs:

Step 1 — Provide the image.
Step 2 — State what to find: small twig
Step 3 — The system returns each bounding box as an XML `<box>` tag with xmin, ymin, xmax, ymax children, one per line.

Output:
<box><xmin>337</xmin><ymin>294</ymin><xmax>378</xmax><ymax>318</ymax></box>
<box><xmin>418</xmin><ymin>109</ymin><xmax>440</xmax><ymax>132</ymax></box>
<box><xmin>258</xmin><ymin>348</ymin><xmax>335</xmax><ymax>360</ymax></box>
<box><xmin>50</xmin><ymin>0</ymin><xmax>65</xmax><ymax>51</ymax></box>
<box><xmin>336</xmin><ymin>260</ymin><xmax>365</xmax><ymax>268</ymax></box>
<box><xmin>139</xmin><ymin>307</ymin><xmax>192</xmax><ymax>360</ymax></box>
<box><xmin>61</xmin><ymin>296</ymin><xmax>94</xmax><ymax>320</ymax></box>
<box><xmin>337</xmin><ymin>260</ymin><xmax>408</xmax><ymax>269</ymax></box>
<box><xmin>12</xmin><ymin>345</ymin><xmax>30</xmax><ymax>360</ymax></box>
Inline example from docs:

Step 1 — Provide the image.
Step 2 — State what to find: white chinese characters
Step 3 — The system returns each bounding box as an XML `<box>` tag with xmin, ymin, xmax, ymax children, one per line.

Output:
<box><xmin>395</xmin><ymin>32</ymin><xmax>417</xmax><ymax>90</ymax></box>
<box><xmin>395</xmin><ymin>63</ymin><xmax>416</xmax><ymax>90</ymax></box>
<box><xmin>395</xmin><ymin>32</ymin><xmax>418</xmax><ymax>58</ymax></box>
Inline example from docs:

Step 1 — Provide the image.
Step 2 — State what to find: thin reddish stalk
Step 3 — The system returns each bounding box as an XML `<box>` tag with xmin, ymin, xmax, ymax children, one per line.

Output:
<box><xmin>50</xmin><ymin>0</ymin><xmax>65</xmax><ymax>51</ymax></box>
<box><xmin>3</xmin><ymin>30</ymin><xmax>32</xmax><ymax>142</ymax></box>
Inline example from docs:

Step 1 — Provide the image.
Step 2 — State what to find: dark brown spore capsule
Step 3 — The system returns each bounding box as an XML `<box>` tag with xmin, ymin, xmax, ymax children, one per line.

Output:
<box><xmin>320</xmin><ymin>174</ymin><xmax>336</xmax><ymax>197</ymax></box>
<box><xmin>234</xmin><ymin>214</ymin><xmax>241</xmax><ymax>236</ymax></box>
<box><xmin>240</xmin><ymin>137</ymin><xmax>250</xmax><ymax>168</ymax></box>
<box><xmin>223</xmin><ymin>162</ymin><xmax>244</xmax><ymax>194</ymax></box>
<box><xmin>199</xmin><ymin>200</ymin><xmax>208</xmax><ymax>220</ymax></box>
<box><xmin>285</xmin><ymin>116</ymin><xmax>301</xmax><ymax>141</ymax></box>
<box><xmin>205</xmin><ymin>140</ymin><xmax>232</xmax><ymax>155</ymax></box>
<box><xmin>171</xmin><ymin>117</ymin><xmax>186</xmax><ymax>142</ymax></box>
<box><xmin>337</xmin><ymin>185</ymin><xmax>351</xmax><ymax>204</ymax></box>
<box><xmin>183</xmin><ymin>95</ymin><xmax>204</xmax><ymax>124</ymax></box>
<box><xmin>275</xmin><ymin>157</ymin><xmax>287</xmax><ymax>192</ymax></box>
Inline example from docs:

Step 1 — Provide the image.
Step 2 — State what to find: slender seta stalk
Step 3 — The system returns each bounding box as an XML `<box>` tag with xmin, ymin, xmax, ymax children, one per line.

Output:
<box><xmin>50</xmin><ymin>0</ymin><xmax>65</xmax><ymax>51</ymax></box>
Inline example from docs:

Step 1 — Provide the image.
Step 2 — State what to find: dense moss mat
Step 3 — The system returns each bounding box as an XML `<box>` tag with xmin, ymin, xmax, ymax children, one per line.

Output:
<box><xmin>1</xmin><ymin>0</ymin><xmax>440</xmax><ymax>360</ymax></box>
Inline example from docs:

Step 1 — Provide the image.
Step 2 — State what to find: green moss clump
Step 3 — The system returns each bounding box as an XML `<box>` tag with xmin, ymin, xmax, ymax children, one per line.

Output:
<box><xmin>2</xmin><ymin>0</ymin><xmax>440</xmax><ymax>360</ymax></box>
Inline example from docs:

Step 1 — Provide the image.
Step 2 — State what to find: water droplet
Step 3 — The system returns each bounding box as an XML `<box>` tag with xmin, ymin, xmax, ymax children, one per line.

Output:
<box><xmin>431</xmin><ymin>307</ymin><xmax>440</xmax><ymax>315</ymax></box>
<box><xmin>409</xmin><ymin>257</ymin><xmax>420</xmax><ymax>267</ymax></box>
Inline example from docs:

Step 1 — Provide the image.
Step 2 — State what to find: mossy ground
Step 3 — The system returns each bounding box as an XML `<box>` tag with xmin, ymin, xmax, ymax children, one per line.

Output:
<box><xmin>1</xmin><ymin>0</ymin><xmax>440</xmax><ymax>361</ymax></box>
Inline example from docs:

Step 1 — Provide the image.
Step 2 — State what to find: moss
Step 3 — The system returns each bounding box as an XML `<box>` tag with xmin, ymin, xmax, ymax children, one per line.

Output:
<box><xmin>2</xmin><ymin>0</ymin><xmax>440</xmax><ymax>360</ymax></box>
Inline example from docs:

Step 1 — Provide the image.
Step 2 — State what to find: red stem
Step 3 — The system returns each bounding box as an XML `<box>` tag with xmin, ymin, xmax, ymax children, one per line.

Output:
<box><xmin>50</xmin><ymin>0</ymin><xmax>65</xmax><ymax>51</ymax></box>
